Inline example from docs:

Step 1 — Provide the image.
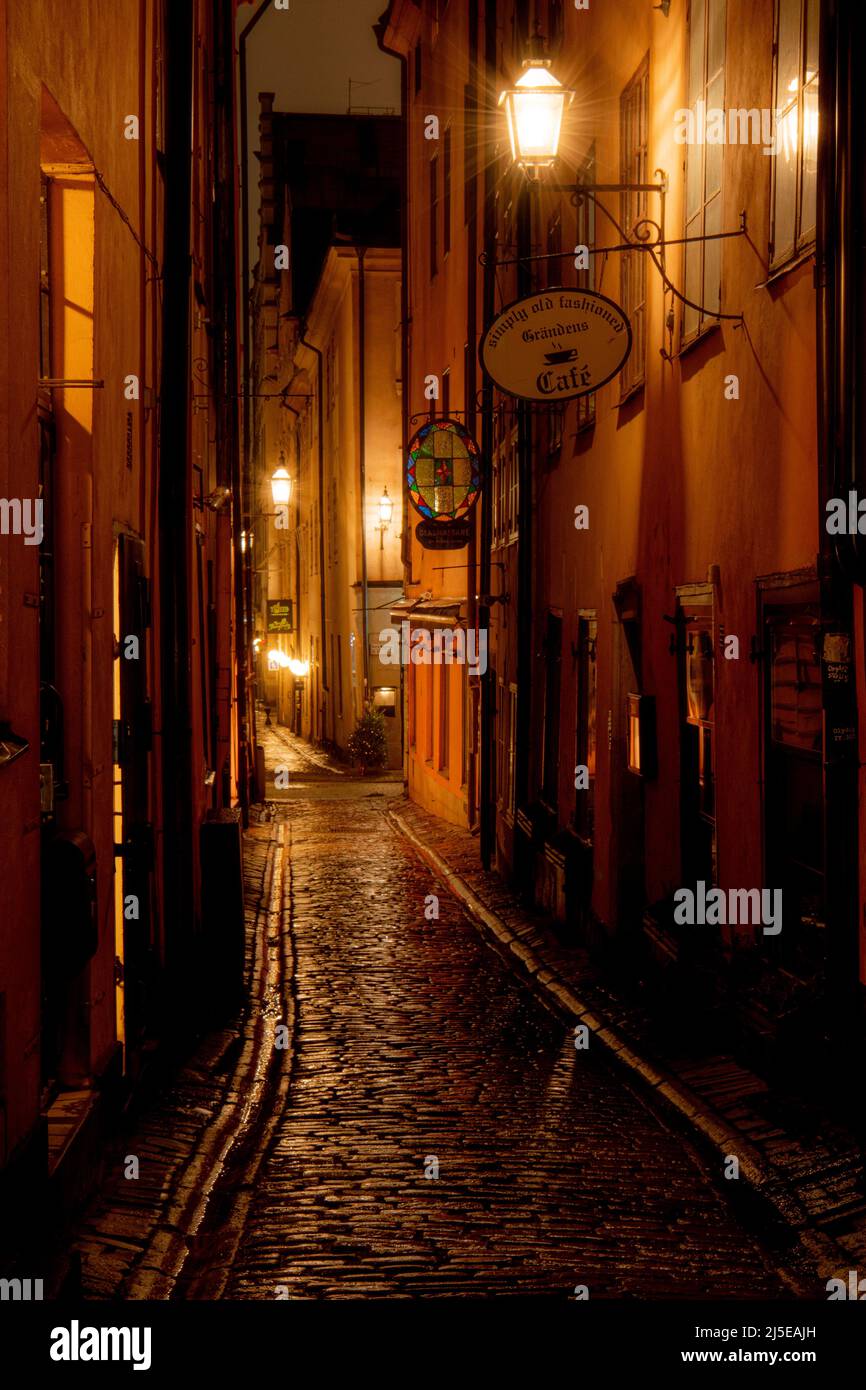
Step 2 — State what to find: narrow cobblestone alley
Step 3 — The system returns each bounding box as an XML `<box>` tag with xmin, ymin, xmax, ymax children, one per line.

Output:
<box><xmin>64</xmin><ymin>731</ymin><xmax>797</xmax><ymax>1301</ymax></box>
<box><xmin>222</xmin><ymin>789</ymin><xmax>787</xmax><ymax>1300</ymax></box>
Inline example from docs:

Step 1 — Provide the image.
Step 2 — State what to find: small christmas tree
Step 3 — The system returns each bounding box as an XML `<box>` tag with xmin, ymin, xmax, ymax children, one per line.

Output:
<box><xmin>346</xmin><ymin>705</ymin><xmax>388</xmax><ymax>771</ymax></box>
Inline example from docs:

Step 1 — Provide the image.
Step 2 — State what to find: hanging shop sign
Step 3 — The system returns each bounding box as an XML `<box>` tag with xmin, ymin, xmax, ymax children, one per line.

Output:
<box><xmin>821</xmin><ymin>630</ymin><xmax>856</xmax><ymax>755</ymax></box>
<box><xmin>267</xmin><ymin>598</ymin><xmax>294</xmax><ymax>634</ymax></box>
<box><xmin>406</xmin><ymin>418</ymin><xmax>482</xmax><ymax>534</ymax></box>
<box><xmin>415</xmin><ymin>518</ymin><xmax>474</xmax><ymax>550</ymax></box>
<box><xmin>480</xmin><ymin>288</ymin><xmax>632</xmax><ymax>402</ymax></box>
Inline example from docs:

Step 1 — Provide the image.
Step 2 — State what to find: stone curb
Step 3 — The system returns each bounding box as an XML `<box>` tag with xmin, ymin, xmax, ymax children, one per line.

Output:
<box><xmin>387</xmin><ymin>806</ymin><xmax>850</xmax><ymax>1287</ymax></box>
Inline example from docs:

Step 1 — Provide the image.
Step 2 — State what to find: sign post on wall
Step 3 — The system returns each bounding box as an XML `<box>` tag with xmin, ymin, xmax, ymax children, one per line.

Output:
<box><xmin>267</xmin><ymin>599</ymin><xmax>294</xmax><ymax>634</ymax></box>
<box><xmin>480</xmin><ymin>287</ymin><xmax>632</xmax><ymax>402</ymax></box>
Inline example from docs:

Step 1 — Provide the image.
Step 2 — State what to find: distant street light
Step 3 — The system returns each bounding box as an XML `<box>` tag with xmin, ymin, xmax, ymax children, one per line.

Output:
<box><xmin>270</xmin><ymin>453</ymin><xmax>293</xmax><ymax>508</ymax></box>
<box><xmin>377</xmin><ymin>485</ymin><xmax>394</xmax><ymax>550</ymax></box>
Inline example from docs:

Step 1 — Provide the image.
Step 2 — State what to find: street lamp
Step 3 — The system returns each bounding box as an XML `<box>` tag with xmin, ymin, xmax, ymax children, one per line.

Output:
<box><xmin>499</xmin><ymin>56</ymin><xmax>573</xmax><ymax>172</ymax></box>
<box><xmin>377</xmin><ymin>485</ymin><xmax>394</xmax><ymax>550</ymax></box>
<box><xmin>270</xmin><ymin>454</ymin><xmax>293</xmax><ymax>508</ymax></box>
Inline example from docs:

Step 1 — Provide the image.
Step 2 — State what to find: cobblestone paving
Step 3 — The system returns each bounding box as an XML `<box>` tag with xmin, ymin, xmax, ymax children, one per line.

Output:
<box><xmin>225</xmin><ymin>795</ymin><xmax>787</xmax><ymax>1300</ymax></box>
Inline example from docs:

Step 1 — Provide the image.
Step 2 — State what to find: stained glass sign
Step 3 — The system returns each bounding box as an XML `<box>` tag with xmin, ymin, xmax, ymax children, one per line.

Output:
<box><xmin>406</xmin><ymin>417</ymin><xmax>481</xmax><ymax>522</ymax></box>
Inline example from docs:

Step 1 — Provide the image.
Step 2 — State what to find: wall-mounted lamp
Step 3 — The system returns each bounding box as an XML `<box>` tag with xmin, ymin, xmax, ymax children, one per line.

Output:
<box><xmin>377</xmin><ymin>486</ymin><xmax>394</xmax><ymax>550</ymax></box>
<box><xmin>271</xmin><ymin>453</ymin><xmax>293</xmax><ymax>508</ymax></box>
<box><xmin>267</xmin><ymin>649</ymin><xmax>310</xmax><ymax>679</ymax></box>
<box><xmin>499</xmin><ymin>42</ymin><xmax>573</xmax><ymax>171</ymax></box>
<box><xmin>205</xmin><ymin>485</ymin><xmax>232</xmax><ymax>512</ymax></box>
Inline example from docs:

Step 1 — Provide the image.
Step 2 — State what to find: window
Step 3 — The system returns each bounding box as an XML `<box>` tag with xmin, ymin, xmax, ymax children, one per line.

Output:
<box><xmin>498</xmin><ymin>680</ymin><xmax>517</xmax><ymax>818</ymax></box>
<box><xmin>679</xmin><ymin>601</ymin><xmax>716</xmax><ymax>885</ymax></box>
<box><xmin>443</xmin><ymin>125</ymin><xmax>452</xmax><ymax>257</ymax></box>
<box><xmin>464</xmin><ymin>84</ymin><xmax>476</xmax><ymax>224</ymax></box>
<box><xmin>426</xmin><ymin>662</ymin><xmax>435</xmax><ymax>760</ymax></box>
<box><xmin>763</xmin><ymin>593</ymin><xmax>826</xmax><ymax>952</ymax></box>
<box><xmin>492</xmin><ymin>421</ymin><xmax>518</xmax><ymax>549</ymax></box>
<box><xmin>325</xmin><ymin>337</ymin><xmax>337</xmax><ymax>417</ymax></box>
<box><xmin>576</xmin><ymin>145</ymin><xmax>597</xmax><ymax>430</ymax></box>
<box><xmin>770</xmin><ymin>0</ymin><xmax>819</xmax><ymax>268</ymax></box>
<box><xmin>620</xmin><ymin>58</ymin><xmax>649</xmax><ymax>396</ymax></box>
<box><xmin>541</xmin><ymin>613</ymin><xmax>563</xmax><ymax>809</ymax></box>
<box><xmin>683</xmin><ymin>0</ymin><xmax>726</xmax><ymax>340</ymax></box>
<box><xmin>39</xmin><ymin>175</ymin><xmax>52</xmax><ymax>379</ymax></box>
<box><xmin>408</xmin><ymin>650</ymin><xmax>415</xmax><ymax>748</ymax></box>
<box><xmin>429</xmin><ymin>154</ymin><xmax>439</xmax><ymax>279</ymax></box>
<box><xmin>574</xmin><ymin>615</ymin><xmax>597</xmax><ymax>840</ymax></box>
<box><xmin>461</xmin><ymin>663</ymin><xmax>469</xmax><ymax>786</ymax></box>
<box><xmin>438</xmin><ymin>663</ymin><xmax>450</xmax><ymax>772</ymax></box>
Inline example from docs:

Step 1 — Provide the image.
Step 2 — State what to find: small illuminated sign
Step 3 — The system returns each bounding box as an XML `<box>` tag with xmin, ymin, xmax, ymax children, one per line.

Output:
<box><xmin>267</xmin><ymin>599</ymin><xmax>294</xmax><ymax>633</ymax></box>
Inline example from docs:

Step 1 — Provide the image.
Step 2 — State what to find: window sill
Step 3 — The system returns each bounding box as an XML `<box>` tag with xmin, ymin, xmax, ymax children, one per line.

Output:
<box><xmin>678</xmin><ymin>319</ymin><xmax>721</xmax><ymax>360</ymax></box>
<box><xmin>618</xmin><ymin>379</ymin><xmax>645</xmax><ymax>408</ymax></box>
<box><xmin>760</xmin><ymin>243</ymin><xmax>815</xmax><ymax>289</ymax></box>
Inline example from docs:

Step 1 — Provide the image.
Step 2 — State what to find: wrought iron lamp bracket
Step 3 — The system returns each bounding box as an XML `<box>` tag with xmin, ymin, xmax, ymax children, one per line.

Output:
<box><xmin>479</xmin><ymin>171</ymin><xmax>746</xmax><ymax>329</ymax></box>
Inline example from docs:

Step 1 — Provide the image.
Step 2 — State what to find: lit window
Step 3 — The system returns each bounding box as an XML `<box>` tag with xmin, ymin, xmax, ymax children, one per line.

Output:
<box><xmin>770</xmin><ymin>0</ymin><xmax>819</xmax><ymax>268</ymax></box>
<box><xmin>683</xmin><ymin>0</ymin><xmax>726</xmax><ymax>341</ymax></box>
<box><xmin>620</xmin><ymin>58</ymin><xmax>649</xmax><ymax>396</ymax></box>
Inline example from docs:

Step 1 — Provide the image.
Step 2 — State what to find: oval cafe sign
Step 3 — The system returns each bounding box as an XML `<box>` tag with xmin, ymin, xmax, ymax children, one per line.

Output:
<box><xmin>480</xmin><ymin>287</ymin><xmax>632</xmax><ymax>401</ymax></box>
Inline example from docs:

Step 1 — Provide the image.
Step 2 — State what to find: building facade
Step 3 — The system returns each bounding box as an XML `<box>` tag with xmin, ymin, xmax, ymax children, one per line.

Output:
<box><xmin>0</xmin><ymin>0</ymin><xmax>248</xmax><ymax>1243</ymax></box>
<box><xmin>384</xmin><ymin>0</ymin><xmax>864</xmax><ymax>1079</ymax></box>
<box><xmin>250</xmin><ymin>102</ymin><xmax>404</xmax><ymax>769</ymax></box>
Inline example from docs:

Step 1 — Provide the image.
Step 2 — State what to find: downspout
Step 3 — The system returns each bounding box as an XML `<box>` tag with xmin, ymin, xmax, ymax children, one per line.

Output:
<box><xmin>514</xmin><ymin>179</ymin><xmax>534</xmax><ymax>819</ymax></box>
<box><xmin>817</xmin><ymin>0</ymin><xmax>862</xmax><ymax>1008</ymax></box>
<box><xmin>357</xmin><ymin>245</ymin><xmax>370</xmax><ymax>695</ymax></box>
<box><xmin>239</xmin><ymin>0</ymin><xmax>271</xmax><ymax>490</ymax></box>
<box><xmin>216</xmin><ymin>0</ymin><xmax>242</xmax><ymax>802</ymax></box>
<box><xmin>479</xmin><ymin>0</ymin><xmax>498</xmax><ymax>868</ymax></box>
<box><xmin>820</xmin><ymin>0</ymin><xmax>866</xmax><ymax>584</ymax></box>
<box><xmin>238</xmin><ymin>0</ymin><xmax>271</xmax><ymax>811</ymax></box>
<box><xmin>159</xmin><ymin>0</ymin><xmax>195</xmax><ymax>1002</ymax></box>
<box><xmin>465</xmin><ymin>1</ymin><xmax>479</xmax><ymax>832</ymax></box>
<box><xmin>298</xmin><ymin>321</ymin><xmax>328</xmax><ymax>714</ymax></box>
<box><xmin>374</xmin><ymin>14</ymin><xmax>411</xmax><ymax>780</ymax></box>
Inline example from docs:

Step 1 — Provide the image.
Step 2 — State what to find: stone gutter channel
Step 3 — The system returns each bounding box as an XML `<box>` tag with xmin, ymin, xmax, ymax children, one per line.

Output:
<box><xmin>386</xmin><ymin>803</ymin><xmax>866</xmax><ymax>1294</ymax></box>
<box><xmin>69</xmin><ymin>812</ymin><xmax>297</xmax><ymax>1300</ymax></box>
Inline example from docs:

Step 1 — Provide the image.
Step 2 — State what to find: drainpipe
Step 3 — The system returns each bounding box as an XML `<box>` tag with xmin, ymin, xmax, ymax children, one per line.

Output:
<box><xmin>357</xmin><ymin>246</ymin><xmax>370</xmax><ymax>695</ymax></box>
<box><xmin>479</xmin><ymin>0</ymin><xmax>498</xmax><ymax>869</ymax></box>
<box><xmin>514</xmin><ymin>179</ymin><xmax>534</xmax><ymax>822</ymax></box>
<box><xmin>297</xmin><ymin>321</ymin><xmax>328</xmax><ymax>707</ymax></box>
<box><xmin>158</xmin><ymin>0</ymin><xmax>195</xmax><ymax>1003</ymax></box>
<box><xmin>465</xmin><ymin>4</ymin><xmax>479</xmax><ymax>832</ymax></box>
<box><xmin>819</xmin><ymin>0</ymin><xmax>866</xmax><ymax>584</ymax></box>
<box><xmin>816</xmin><ymin>0</ymin><xmax>862</xmax><ymax>1011</ymax></box>
<box><xmin>238</xmin><ymin>0</ymin><xmax>271</xmax><ymax>812</ymax></box>
<box><xmin>374</xmin><ymin>15</ymin><xmax>411</xmax><ymax>778</ymax></box>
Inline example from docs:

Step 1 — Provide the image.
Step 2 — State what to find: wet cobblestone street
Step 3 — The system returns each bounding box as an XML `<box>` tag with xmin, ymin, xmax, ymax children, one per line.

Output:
<box><xmin>68</xmin><ymin>741</ymin><xmax>794</xmax><ymax>1300</ymax></box>
<box><xmin>220</xmin><ymin>792</ymin><xmax>786</xmax><ymax>1299</ymax></box>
